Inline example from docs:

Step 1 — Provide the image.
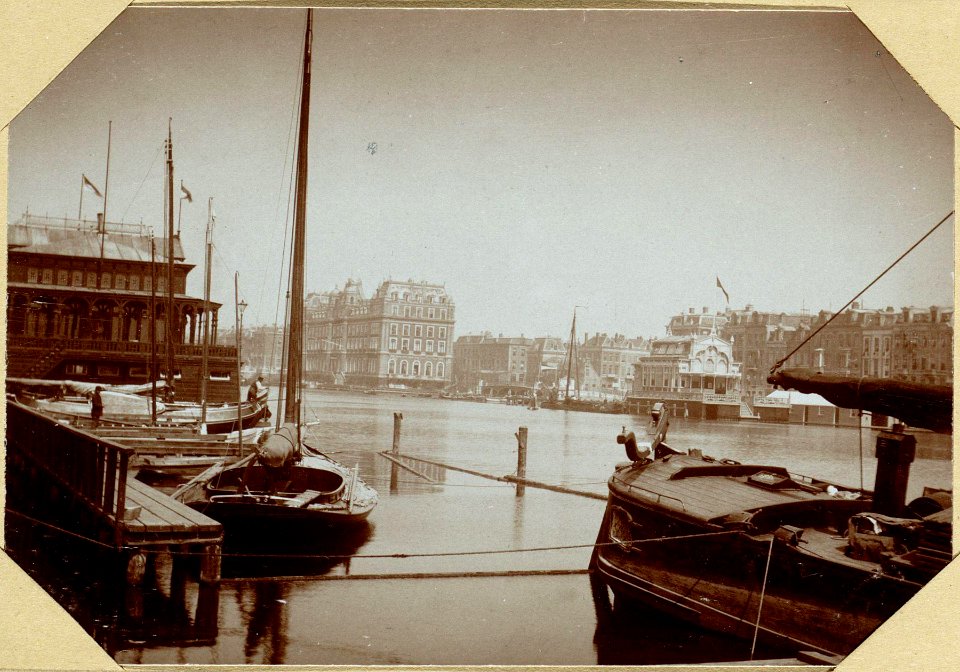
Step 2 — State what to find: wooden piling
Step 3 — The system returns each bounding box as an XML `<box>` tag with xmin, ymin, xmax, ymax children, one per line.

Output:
<box><xmin>390</xmin><ymin>412</ymin><xmax>403</xmax><ymax>493</ymax></box>
<box><xmin>199</xmin><ymin>543</ymin><xmax>222</xmax><ymax>584</ymax></box>
<box><xmin>515</xmin><ymin>426</ymin><xmax>528</xmax><ymax>497</ymax></box>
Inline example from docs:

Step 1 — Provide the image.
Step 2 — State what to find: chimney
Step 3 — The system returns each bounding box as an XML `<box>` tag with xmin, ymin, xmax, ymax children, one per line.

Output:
<box><xmin>872</xmin><ymin>425</ymin><xmax>916</xmax><ymax>516</ymax></box>
<box><xmin>688</xmin><ymin>307</ymin><xmax>695</xmax><ymax>314</ymax></box>
<box><xmin>702</xmin><ymin>306</ymin><xmax>708</xmax><ymax>314</ymax></box>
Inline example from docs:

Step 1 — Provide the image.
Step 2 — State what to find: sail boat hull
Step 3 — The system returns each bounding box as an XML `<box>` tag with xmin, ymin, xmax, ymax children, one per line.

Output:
<box><xmin>182</xmin><ymin>451</ymin><xmax>378</xmax><ymax>531</ymax></box>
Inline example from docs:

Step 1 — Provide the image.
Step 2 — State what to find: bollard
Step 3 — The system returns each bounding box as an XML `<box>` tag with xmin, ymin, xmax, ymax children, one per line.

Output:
<box><xmin>515</xmin><ymin>426</ymin><xmax>528</xmax><ymax>497</ymax></box>
<box><xmin>390</xmin><ymin>412</ymin><xmax>403</xmax><ymax>493</ymax></box>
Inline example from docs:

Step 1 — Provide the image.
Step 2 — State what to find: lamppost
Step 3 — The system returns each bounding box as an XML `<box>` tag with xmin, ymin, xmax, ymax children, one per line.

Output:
<box><xmin>235</xmin><ymin>270</ymin><xmax>248</xmax><ymax>456</ymax></box>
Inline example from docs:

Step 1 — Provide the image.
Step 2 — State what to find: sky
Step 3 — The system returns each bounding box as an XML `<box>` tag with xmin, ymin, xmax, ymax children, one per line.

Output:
<box><xmin>7</xmin><ymin>7</ymin><xmax>954</xmax><ymax>339</ymax></box>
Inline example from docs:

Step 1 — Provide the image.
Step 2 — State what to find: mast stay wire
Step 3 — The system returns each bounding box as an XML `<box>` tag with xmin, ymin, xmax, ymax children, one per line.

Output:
<box><xmin>769</xmin><ymin>210</ymin><xmax>954</xmax><ymax>375</ymax></box>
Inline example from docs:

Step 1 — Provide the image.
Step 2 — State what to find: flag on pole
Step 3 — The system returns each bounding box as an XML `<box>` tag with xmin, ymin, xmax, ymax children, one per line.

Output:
<box><xmin>180</xmin><ymin>183</ymin><xmax>193</xmax><ymax>202</ymax></box>
<box><xmin>82</xmin><ymin>174</ymin><xmax>103</xmax><ymax>198</ymax></box>
<box><xmin>716</xmin><ymin>276</ymin><xmax>730</xmax><ymax>304</ymax></box>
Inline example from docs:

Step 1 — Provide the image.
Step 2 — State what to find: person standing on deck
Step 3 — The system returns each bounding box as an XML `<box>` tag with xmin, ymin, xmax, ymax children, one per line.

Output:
<box><xmin>248</xmin><ymin>375</ymin><xmax>265</xmax><ymax>401</ymax></box>
<box><xmin>91</xmin><ymin>386</ymin><xmax>104</xmax><ymax>427</ymax></box>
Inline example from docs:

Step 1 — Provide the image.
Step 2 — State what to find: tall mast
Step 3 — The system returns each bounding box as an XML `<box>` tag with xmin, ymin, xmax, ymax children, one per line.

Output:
<box><xmin>284</xmin><ymin>8</ymin><xmax>313</xmax><ymax>436</ymax></box>
<box><xmin>200</xmin><ymin>197</ymin><xmax>214</xmax><ymax>423</ymax></box>
<box><xmin>165</xmin><ymin>119</ymin><xmax>176</xmax><ymax>395</ymax></box>
<box><xmin>565</xmin><ymin>308</ymin><xmax>577</xmax><ymax>401</ymax></box>
<box><xmin>150</xmin><ymin>236</ymin><xmax>158</xmax><ymax>424</ymax></box>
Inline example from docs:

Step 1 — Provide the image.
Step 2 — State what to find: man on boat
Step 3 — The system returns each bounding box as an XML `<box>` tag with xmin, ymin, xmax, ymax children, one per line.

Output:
<box><xmin>248</xmin><ymin>374</ymin><xmax>266</xmax><ymax>402</ymax></box>
<box><xmin>91</xmin><ymin>386</ymin><xmax>104</xmax><ymax>427</ymax></box>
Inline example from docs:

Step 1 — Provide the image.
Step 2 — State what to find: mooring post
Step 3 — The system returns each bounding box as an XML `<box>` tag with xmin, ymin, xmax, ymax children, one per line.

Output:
<box><xmin>390</xmin><ymin>412</ymin><xmax>403</xmax><ymax>493</ymax></box>
<box><xmin>199</xmin><ymin>543</ymin><xmax>222</xmax><ymax>584</ymax></box>
<box><xmin>515</xmin><ymin>426</ymin><xmax>528</xmax><ymax>497</ymax></box>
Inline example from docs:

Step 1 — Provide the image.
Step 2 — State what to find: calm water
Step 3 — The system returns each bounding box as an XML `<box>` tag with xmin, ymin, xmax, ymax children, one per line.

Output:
<box><xmin>7</xmin><ymin>390</ymin><xmax>953</xmax><ymax>665</ymax></box>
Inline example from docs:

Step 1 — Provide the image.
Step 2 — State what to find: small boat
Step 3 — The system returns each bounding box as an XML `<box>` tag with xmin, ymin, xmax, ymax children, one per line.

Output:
<box><xmin>176</xmin><ymin>9</ymin><xmax>377</xmax><ymax>535</ymax></box>
<box><xmin>18</xmin><ymin>382</ymin><xmax>270</xmax><ymax>434</ymax></box>
<box><xmin>589</xmin><ymin>378</ymin><xmax>952</xmax><ymax>658</ymax></box>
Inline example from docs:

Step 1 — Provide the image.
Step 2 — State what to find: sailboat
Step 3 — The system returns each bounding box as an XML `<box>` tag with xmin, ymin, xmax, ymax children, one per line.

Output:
<box><xmin>177</xmin><ymin>9</ymin><xmax>378</xmax><ymax>531</ymax></box>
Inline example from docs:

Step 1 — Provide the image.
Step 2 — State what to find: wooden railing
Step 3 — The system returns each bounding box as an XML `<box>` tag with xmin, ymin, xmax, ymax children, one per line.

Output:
<box><xmin>7</xmin><ymin>401</ymin><xmax>134</xmax><ymax>536</ymax></box>
<box><xmin>8</xmin><ymin>335</ymin><xmax>236</xmax><ymax>359</ymax></box>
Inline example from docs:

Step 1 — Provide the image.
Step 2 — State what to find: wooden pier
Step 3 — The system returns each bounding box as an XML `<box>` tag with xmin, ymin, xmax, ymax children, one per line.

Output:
<box><xmin>6</xmin><ymin>400</ymin><xmax>223</xmax><ymax>583</ymax></box>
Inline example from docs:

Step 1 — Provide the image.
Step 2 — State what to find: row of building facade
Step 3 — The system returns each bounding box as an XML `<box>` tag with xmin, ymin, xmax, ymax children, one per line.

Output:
<box><xmin>235</xmin><ymin>282</ymin><xmax>952</xmax><ymax>400</ymax></box>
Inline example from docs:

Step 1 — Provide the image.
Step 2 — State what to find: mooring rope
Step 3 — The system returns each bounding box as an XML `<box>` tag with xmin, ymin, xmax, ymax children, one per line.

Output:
<box><xmin>750</xmin><ymin>535</ymin><xmax>776</xmax><ymax>660</ymax></box>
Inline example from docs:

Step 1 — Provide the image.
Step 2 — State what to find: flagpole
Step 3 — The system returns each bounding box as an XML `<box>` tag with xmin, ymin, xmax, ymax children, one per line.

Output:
<box><xmin>78</xmin><ymin>175</ymin><xmax>83</xmax><ymax>221</ymax></box>
<box><xmin>97</xmin><ymin>121</ymin><xmax>112</xmax><ymax>290</ymax></box>
<box><xmin>177</xmin><ymin>179</ymin><xmax>184</xmax><ymax>236</ymax></box>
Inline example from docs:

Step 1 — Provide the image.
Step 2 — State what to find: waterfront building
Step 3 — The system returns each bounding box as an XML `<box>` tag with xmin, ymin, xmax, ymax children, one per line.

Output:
<box><xmin>891</xmin><ymin>306</ymin><xmax>953</xmax><ymax>385</ymax></box>
<box><xmin>628</xmin><ymin>333</ymin><xmax>742</xmax><ymax>419</ymax></box>
<box><xmin>667</xmin><ymin>307</ymin><xmax>728</xmax><ymax>337</ymax></box>
<box><xmin>581</xmin><ymin>332</ymin><xmax>649</xmax><ymax>397</ymax></box>
<box><xmin>6</xmin><ymin>214</ymin><xmax>239</xmax><ymax>402</ymax></box>
<box><xmin>525</xmin><ymin>336</ymin><xmax>567</xmax><ymax>389</ymax></box>
<box><xmin>303</xmin><ymin>278</ymin><xmax>454</xmax><ymax>389</ymax></box>
<box><xmin>720</xmin><ymin>306</ymin><xmax>813</xmax><ymax>402</ymax></box>
<box><xmin>451</xmin><ymin>333</ymin><xmax>533</xmax><ymax>394</ymax></box>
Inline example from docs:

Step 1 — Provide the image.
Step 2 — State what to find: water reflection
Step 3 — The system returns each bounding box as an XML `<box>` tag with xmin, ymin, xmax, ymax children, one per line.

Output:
<box><xmin>589</xmin><ymin>574</ymin><xmax>790</xmax><ymax>664</ymax></box>
<box><xmin>222</xmin><ymin>521</ymin><xmax>373</xmax><ymax>579</ymax></box>
<box><xmin>235</xmin><ymin>582</ymin><xmax>289</xmax><ymax>664</ymax></box>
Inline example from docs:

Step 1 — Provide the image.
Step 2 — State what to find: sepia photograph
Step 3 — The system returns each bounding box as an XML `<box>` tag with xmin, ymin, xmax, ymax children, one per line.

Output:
<box><xmin>2</xmin><ymin>2</ymin><xmax>956</xmax><ymax>668</ymax></box>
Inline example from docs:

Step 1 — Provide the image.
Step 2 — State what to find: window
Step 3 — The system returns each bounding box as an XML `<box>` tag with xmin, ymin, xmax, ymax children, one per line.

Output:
<box><xmin>391</xmin><ymin>305</ymin><xmax>399</xmax><ymax>316</ymax></box>
<box><xmin>440</xmin><ymin>309</ymin><xmax>447</xmax><ymax>319</ymax></box>
<box><xmin>438</xmin><ymin>341</ymin><xmax>446</xmax><ymax>354</ymax></box>
<box><xmin>390</xmin><ymin>323</ymin><xmax>398</xmax><ymax>336</ymax></box>
<box><xmin>425</xmin><ymin>361</ymin><xmax>433</xmax><ymax>377</ymax></box>
<box><xmin>400</xmin><ymin>360</ymin><xmax>408</xmax><ymax>375</ymax></box>
<box><xmin>41</xmin><ymin>268</ymin><xmax>53</xmax><ymax>284</ymax></box>
<box><xmin>415</xmin><ymin>325</ymin><xmax>422</xmax><ymax>337</ymax></box>
<box><xmin>401</xmin><ymin>338</ymin><xmax>409</xmax><ymax>352</ymax></box>
<box><xmin>402</xmin><ymin>324</ymin><xmax>410</xmax><ymax>336</ymax></box>
<box><xmin>65</xmin><ymin>363</ymin><xmax>88</xmax><ymax>375</ymax></box>
<box><xmin>404</xmin><ymin>306</ymin><xmax>411</xmax><ymax>317</ymax></box>
<box><xmin>426</xmin><ymin>340</ymin><xmax>434</xmax><ymax>353</ymax></box>
<box><xmin>428</xmin><ymin>307</ymin><xmax>435</xmax><ymax>319</ymax></box>
<box><xmin>437</xmin><ymin>362</ymin><xmax>445</xmax><ymax>378</ymax></box>
<box><xmin>57</xmin><ymin>270</ymin><xmax>69</xmax><ymax>286</ymax></box>
<box><xmin>128</xmin><ymin>366</ymin><xmax>148</xmax><ymax>378</ymax></box>
<box><xmin>389</xmin><ymin>337</ymin><xmax>398</xmax><ymax>351</ymax></box>
<box><xmin>138</xmin><ymin>275</ymin><xmax>147</xmax><ymax>291</ymax></box>
<box><xmin>427</xmin><ymin>326</ymin><xmax>434</xmax><ymax>338</ymax></box>
<box><xmin>438</xmin><ymin>327</ymin><xmax>447</xmax><ymax>338</ymax></box>
<box><xmin>86</xmin><ymin>272</ymin><xmax>97</xmax><ymax>288</ymax></box>
<box><xmin>388</xmin><ymin>359</ymin><xmax>396</xmax><ymax>375</ymax></box>
<box><xmin>27</xmin><ymin>268</ymin><xmax>39</xmax><ymax>283</ymax></box>
<box><xmin>413</xmin><ymin>339</ymin><xmax>421</xmax><ymax>353</ymax></box>
<box><xmin>412</xmin><ymin>361</ymin><xmax>420</xmax><ymax>376</ymax></box>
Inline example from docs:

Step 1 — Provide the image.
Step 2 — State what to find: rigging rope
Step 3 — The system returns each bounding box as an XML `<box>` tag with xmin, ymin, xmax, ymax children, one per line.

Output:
<box><xmin>768</xmin><ymin>210</ymin><xmax>954</xmax><ymax>375</ymax></box>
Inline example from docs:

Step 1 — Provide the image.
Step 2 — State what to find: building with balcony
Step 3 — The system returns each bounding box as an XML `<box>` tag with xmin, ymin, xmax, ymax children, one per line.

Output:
<box><xmin>629</xmin><ymin>334</ymin><xmax>743</xmax><ymax>419</ymax></box>
<box><xmin>303</xmin><ymin>278</ymin><xmax>454</xmax><ymax>389</ymax></box>
<box><xmin>6</xmin><ymin>213</ymin><xmax>238</xmax><ymax>402</ymax></box>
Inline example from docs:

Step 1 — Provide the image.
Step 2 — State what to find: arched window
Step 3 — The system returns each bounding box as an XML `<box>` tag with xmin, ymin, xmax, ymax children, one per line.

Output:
<box><xmin>437</xmin><ymin>362</ymin><xmax>445</xmax><ymax>378</ymax></box>
<box><xmin>388</xmin><ymin>359</ymin><xmax>396</xmax><ymax>375</ymax></box>
<box><xmin>425</xmin><ymin>361</ymin><xmax>433</xmax><ymax>377</ymax></box>
<box><xmin>412</xmin><ymin>360</ymin><xmax>420</xmax><ymax>376</ymax></box>
<box><xmin>400</xmin><ymin>360</ymin><xmax>408</xmax><ymax>376</ymax></box>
